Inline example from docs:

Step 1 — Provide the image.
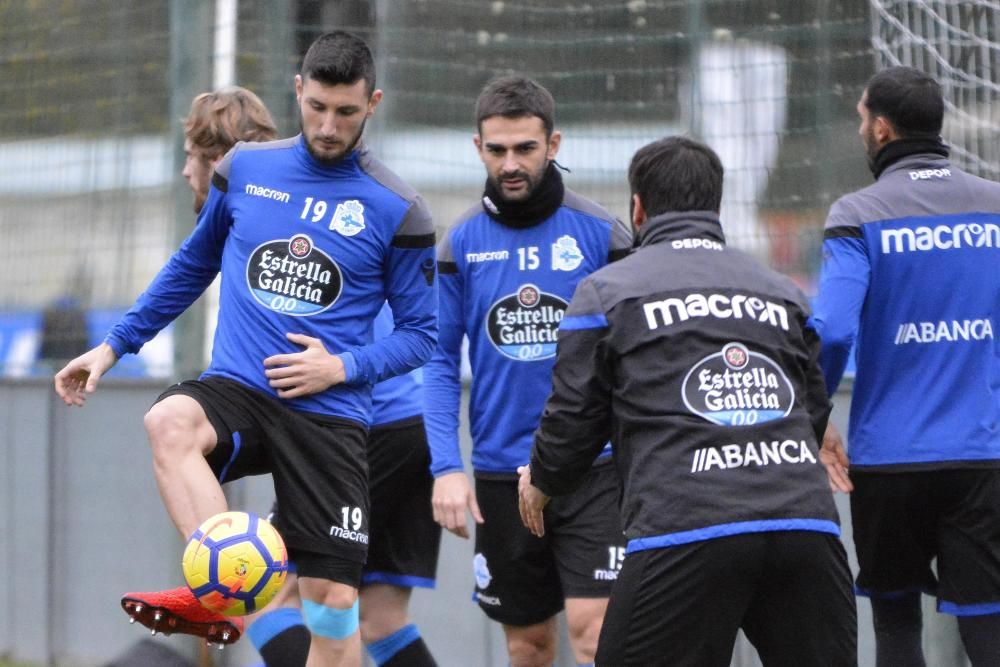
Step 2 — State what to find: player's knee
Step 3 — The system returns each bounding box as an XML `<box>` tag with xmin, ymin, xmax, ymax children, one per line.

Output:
<box><xmin>144</xmin><ymin>400</ymin><xmax>211</xmax><ymax>459</ymax></box>
<box><xmin>566</xmin><ymin>613</ymin><xmax>602</xmax><ymax>658</ymax></box>
<box><xmin>303</xmin><ymin>597</ymin><xmax>360</xmax><ymax>641</ymax></box>
<box><xmin>507</xmin><ymin>625</ymin><xmax>556</xmax><ymax>666</ymax></box>
<box><xmin>359</xmin><ymin>605</ymin><xmax>407</xmax><ymax>643</ymax></box>
<box><xmin>567</xmin><ymin>618</ymin><xmax>601</xmax><ymax>659</ymax></box>
<box><xmin>359</xmin><ymin>585</ymin><xmax>410</xmax><ymax>642</ymax></box>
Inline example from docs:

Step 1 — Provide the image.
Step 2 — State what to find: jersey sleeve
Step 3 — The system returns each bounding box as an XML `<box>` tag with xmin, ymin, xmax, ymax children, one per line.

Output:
<box><xmin>104</xmin><ymin>181</ymin><xmax>231</xmax><ymax>357</ymax></box>
<box><xmin>530</xmin><ymin>277</ymin><xmax>614</xmax><ymax>496</ymax></box>
<box><xmin>422</xmin><ymin>232</ymin><xmax>466</xmax><ymax>477</ymax></box>
<box><xmin>340</xmin><ymin>196</ymin><xmax>438</xmax><ymax>385</ymax></box>
<box><xmin>801</xmin><ymin>313</ymin><xmax>834</xmax><ymax>442</ymax></box>
<box><xmin>810</xmin><ymin>198</ymin><xmax>871</xmax><ymax>396</ymax></box>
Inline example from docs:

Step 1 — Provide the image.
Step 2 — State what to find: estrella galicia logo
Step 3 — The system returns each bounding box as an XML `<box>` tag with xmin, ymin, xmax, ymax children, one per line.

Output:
<box><xmin>682</xmin><ymin>342</ymin><xmax>795</xmax><ymax>426</ymax></box>
<box><xmin>485</xmin><ymin>284</ymin><xmax>567</xmax><ymax>361</ymax></box>
<box><xmin>246</xmin><ymin>234</ymin><xmax>342</xmax><ymax>316</ymax></box>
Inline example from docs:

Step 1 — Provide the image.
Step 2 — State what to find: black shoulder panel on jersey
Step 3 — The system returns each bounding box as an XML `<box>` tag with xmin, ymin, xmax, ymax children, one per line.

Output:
<box><xmin>211</xmin><ymin>170</ymin><xmax>228</xmax><ymax>193</ymax></box>
<box><xmin>391</xmin><ymin>232</ymin><xmax>436</xmax><ymax>249</ymax></box>
<box><xmin>824</xmin><ymin>226</ymin><xmax>863</xmax><ymax>240</ymax></box>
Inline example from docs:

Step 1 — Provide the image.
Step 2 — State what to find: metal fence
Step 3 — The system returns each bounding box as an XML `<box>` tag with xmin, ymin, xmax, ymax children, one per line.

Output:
<box><xmin>1</xmin><ymin>0</ymin><xmax>994</xmax><ymax>664</ymax></box>
<box><xmin>0</xmin><ymin>0</ymin><xmax>882</xmax><ymax>377</ymax></box>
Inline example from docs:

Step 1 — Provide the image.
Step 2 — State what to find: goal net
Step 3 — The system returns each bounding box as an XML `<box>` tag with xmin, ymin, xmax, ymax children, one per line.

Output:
<box><xmin>870</xmin><ymin>0</ymin><xmax>1000</xmax><ymax>180</ymax></box>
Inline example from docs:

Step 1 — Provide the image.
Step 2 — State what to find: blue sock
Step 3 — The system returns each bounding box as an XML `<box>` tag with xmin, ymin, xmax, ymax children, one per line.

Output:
<box><xmin>366</xmin><ymin>623</ymin><xmax>421</xmax><ymax>666</ymax></box>
<box><xmin>246</xmin><ymin>607</ymin><xmax>306</xmax><ymax>651</ymax></box>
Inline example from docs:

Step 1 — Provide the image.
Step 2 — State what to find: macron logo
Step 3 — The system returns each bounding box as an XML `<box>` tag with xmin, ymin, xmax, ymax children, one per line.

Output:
<box><xmin>881</xmin><ymin>222</ymin><xmax>999</xmax><ymax>254</ymax></box>
<box><xmin>245</xmin><ymin>183</ymin><xmax>291</xmax><ymax>203</ymax></box>
<box><xmin>466</xmin><ymin>250</ymin><xmax>509</xmax><ymax>263</ymax></box>
<box><xmin>643</xmin><ymin>293</ymin><xmax>789</xmax><ymax>331</ymax></box>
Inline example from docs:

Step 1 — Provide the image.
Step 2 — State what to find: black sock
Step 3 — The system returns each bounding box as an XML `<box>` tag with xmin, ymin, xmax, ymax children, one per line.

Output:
<box><xmin>258</xmin><ymin>624</ymin><xmax>311</xmax><ymax>667</ymax></box>
<box><xmin>247</xmin><ymin>607</ymin><xmax>311</xmax><ymax>667</ymax></box>
<box><xmin>381</xmin><ymin>636</ymin><xmax>437</xmax><ymax>667</ymax></box>
<box><xmin>871</xmin><ymin>594</ymin><xmax>926</xmax><ymax>667</ymax></box>
<box><xmin>367</xmin><ymin>624</ymin><xmax>437</xmax><ymax>667</ymax></box>
<box><xmin>957</xmin><ymin>613</ymin><xmax>1000</xmax><ymax>666</ymax></box>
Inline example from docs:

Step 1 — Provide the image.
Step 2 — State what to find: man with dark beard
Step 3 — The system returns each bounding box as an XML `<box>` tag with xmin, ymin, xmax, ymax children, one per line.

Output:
<box><xmin>813</xmin><ymin>66</ymin><xmax>1000</xmax><ymax>667</ymax></box>
<box><xmin>54</xmin><ymin>31</ymin><xmax>437</xmax><ymax>667</ymax></box>
<box><xmin>423</xmin><ymin>76</ymin><xmax>632</xmax><ymax>667</ymax></box>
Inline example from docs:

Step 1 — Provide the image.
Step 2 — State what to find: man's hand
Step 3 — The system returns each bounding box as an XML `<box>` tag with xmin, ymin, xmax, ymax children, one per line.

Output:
<box><xmin>431</xmin><ymin>471</ymin><xmax>483</xmax><ymax>539</ymax></box>
<box><xmin>53</xmin><ymin>342</ymin><xmax>119</xmax><ymax>406</ymax></box>
<box><xmin>517</xmin><ymin>465</ymin><xmax>550</xmax><ymax>538</ymax></box>
<box><xmin>263</xmin><ymin>333</ymin><xmax>345</xmax><ymax>399</ymax></box>
<box><xmin>820</xmin><ymin>423</ymin><xmax>853</xmax><ymax>493</ymax></box>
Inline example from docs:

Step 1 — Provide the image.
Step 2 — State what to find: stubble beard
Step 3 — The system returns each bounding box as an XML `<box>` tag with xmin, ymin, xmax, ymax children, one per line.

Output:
<box><xmin>303</xmin><ymin>115</ymin><xmax>368</xmax><ymax>165</ymax></box>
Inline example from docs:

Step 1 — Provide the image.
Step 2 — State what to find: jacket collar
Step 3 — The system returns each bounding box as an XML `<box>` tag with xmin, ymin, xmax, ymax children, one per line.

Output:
<box><xmin>637</xmin><ymin>210</ymin><xmax>727</xmax><ymax>248</ymax></box>
<box><xmin>870</xmin><ymin>137</ymin><xmax>949</xmax><ymax>180</ymax></box>
<box><xmin>878</xmin><ymin>151</ymin><xmax>952</xmax><ymax>180</ymax></box>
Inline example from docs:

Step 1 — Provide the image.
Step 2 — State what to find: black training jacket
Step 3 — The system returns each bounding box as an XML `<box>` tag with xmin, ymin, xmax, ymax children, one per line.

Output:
<box><xmin>529</xmin><ymin>211</ymin><xmax>839</xmax><ymax>554</ymax></box>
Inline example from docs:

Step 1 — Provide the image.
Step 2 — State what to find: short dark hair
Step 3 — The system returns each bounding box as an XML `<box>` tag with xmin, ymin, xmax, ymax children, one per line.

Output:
<box><xmin>475</xmin><ymin>76</ymin><xmax>555</xmax><ymax>136</ymax></box>
<box><xmin>628</xmin><ymin>136</ymin><xmax>724</xmax><ymax>217</ymax></box>
<box><xmin>301</xmin><ymin>31</ymin><xmax>376</xmax><ymax>95</ymax></box>
<box><xmin>864</xmin><ymin>66</ymin><xmax>944</xmax><ymax>138</ymax></box>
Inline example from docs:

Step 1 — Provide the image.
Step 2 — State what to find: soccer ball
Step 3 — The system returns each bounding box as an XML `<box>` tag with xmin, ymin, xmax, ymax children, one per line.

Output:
<box><xmin>182</xmin><ymin>511</ymin><xmax>289</xmax><ymax>616</ymax></box>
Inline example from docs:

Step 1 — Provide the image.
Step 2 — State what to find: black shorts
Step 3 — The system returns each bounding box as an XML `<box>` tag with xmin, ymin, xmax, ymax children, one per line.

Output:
<box><xmin>473</xmin><ymin>461</ymin><xmax>624</xmax><ymax>627</ymax></box>
<box><xmin>361</xmin><ymin>417</ymin><xmax>441</xmax><ymax>589</ymax></box>
<box><xmin>851</xmin><ymin>468</ymin><xmax>1000</xmax><ymax>615</ymax></box>
<box><xmin>156</xmin><ymin>377</ymin><xmax>368</xmax><ymax>587</ymax></box>
<box><xmin>596</xmin><ymin>531</ymin><xmax>857</xmax><ymax>667</ymax></box>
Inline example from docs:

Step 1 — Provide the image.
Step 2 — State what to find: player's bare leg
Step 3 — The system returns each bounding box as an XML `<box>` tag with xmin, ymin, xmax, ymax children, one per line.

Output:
<box><xmin>121</xmin><ymin>396</ymin><xmax>237</xmax><ymax>646</ymax></box>
<box><xmin>503</xmin><ymin>617</ymin><xmax>557</xmax><ymax>667</ymax></box>
<box><xmin>300</xmin><ymin>576</ymin><xmax>362</xmax><ymax>666</ymax></box>
<box><xmin>565</xmin><ymin>597</ymin><xmax>607</xmax><ymax>664</ymax></box>
<box><xmin>359</xmin><ymin>583</ymin><xmax>411</xmax><ymax>642</ymax></box>
<box><xmin>144</xmin><ymin>394</ymin><xmax>226</xmax><ymax>538</ymax></box>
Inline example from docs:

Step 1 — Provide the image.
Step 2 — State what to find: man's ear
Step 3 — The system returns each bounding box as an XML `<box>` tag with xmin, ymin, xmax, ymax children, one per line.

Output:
<box><xmin>546</xmin><ymin>130</ymin><xmax>562</xmax><ymax>162</ymax></box>
<box><xmin>631</xmin><ymin>193</ymin><xmax>647</xmax><ymax>231</ymax></box>
<box><xmin>367</xmin><ymin>88</ymin><xmax>383</xmax><ymax>116</ymax></box>
<box><xmin>873</xmin><ymin>115</ymin><xmax>899</xmax><ymax>145</ymax></box>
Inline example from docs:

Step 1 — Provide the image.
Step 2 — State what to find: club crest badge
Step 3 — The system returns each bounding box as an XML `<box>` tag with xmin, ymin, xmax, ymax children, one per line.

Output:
<box><xmin>330</xmin><ymin>199</ymin><xmax>366</xmax><ymax>236</ymax></box>
<box><xmin>473</xmin><ymin>553</ymin><xmax>492</xmax><ymax>589</ymax></box>
<box><xmin>551</xmin><ymin>235</ymin><xmax>584</xmax><ymax>271</ymax></box>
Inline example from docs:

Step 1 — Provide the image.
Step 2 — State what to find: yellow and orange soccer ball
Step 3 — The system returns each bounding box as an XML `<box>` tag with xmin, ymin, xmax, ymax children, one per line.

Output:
<box><xmin>181</xmin><ymin>511</ymin><xmax>289</xmax><ymax>616</ymax></box>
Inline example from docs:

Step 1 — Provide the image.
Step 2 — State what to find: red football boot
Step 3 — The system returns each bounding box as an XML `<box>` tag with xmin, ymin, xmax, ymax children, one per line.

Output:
<box><xmin>121</xmin><ymin>586</ymin><xmax>243</xmax><ymax>647</ymax></box>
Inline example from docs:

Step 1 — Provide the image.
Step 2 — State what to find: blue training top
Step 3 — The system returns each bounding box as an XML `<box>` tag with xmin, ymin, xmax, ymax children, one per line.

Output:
<box><xmin>106</xmin><ymin>136</ymin><xmax>437</xmax><ymax>426</ymax></box>
<box><xmin>371</xmin><ymin>302</ymin><xmax>422</xmax><ymax>427</ymax></box>
<box><xmin>423</xmin><ymin>190</ymin><xmax>632</xmax><ymax>477</ymax></box>
<box><xmin>812</xmin><ymin>152</ymin><xmax>1000</xmax><ymax>468</ymax></box>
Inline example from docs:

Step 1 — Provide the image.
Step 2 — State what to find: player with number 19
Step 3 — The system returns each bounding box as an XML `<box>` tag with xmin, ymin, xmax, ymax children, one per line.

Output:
<box><xmin>53</xmin><ymin>31</ymin><xmax>436</xmax><ymax>665</ymax></box>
